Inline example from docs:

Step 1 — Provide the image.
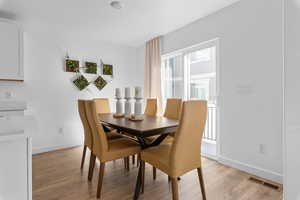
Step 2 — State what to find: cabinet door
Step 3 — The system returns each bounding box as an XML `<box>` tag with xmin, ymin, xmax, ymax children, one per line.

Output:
<box><xmin>0</xmin><ymin>20</ymin><xmax>23</xmax><ymax>81</ymax></box>
<box><xmin>0</xmin><ymin>138</ymin><xmax>29</xmax><ymax>200</ymax></box>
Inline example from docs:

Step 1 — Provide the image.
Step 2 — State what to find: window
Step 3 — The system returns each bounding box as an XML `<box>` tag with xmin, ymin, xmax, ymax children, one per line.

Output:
<box><xmin>161</xmin><ymin>41</ymin><xmax>217</xmax><ymax>104</ymax></box>
<box><xmin>161</xmin><ymin>54</ymin><xmax>184</xmax><ymax>99</ymax></box>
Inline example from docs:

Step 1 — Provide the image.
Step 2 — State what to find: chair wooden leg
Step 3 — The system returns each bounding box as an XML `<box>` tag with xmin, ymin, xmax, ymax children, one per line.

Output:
<box><xmin>126</xmin><ymin>157</ymin><xmax>130</xmax><ymax>171</ymax></box>
<box><xmin>96</xmin><ymin>162</ymin><xmax>106</xmax><ymax>199</ymax></box>
<box><xmin>132</xmin><ymin>155</ymin><xmax>136</xmax><ymax>165</ymax></box>
<box><xmin>137</xmin><ymin>154</ymin><xmax>141</xmax><ymax>167</ymax></box>
<box><xmin>197</xmin><ymin>168</ymin><xmax>206</xmax><ymax>200</ymax></box>
<box><xmin>124</xmin><ymin>158</ymin><xmax>127</xmax><ymax>169</ymax></box>
<box><xmin>141</xmin><ymin>161</ymin><xmax>145</xmax><ymax>193</ymax></box>
<box><xmin>153</xmin><ymin>167</ymin><xmax>156</xmax><ymax>180</ymax></box>
<box><xmin>88</xmin><ymin>152</ymin><xmax>96</xmax><ymax>181</ymax></box>
<box><xmin>171</xmin><ymin>178</ymin><xmax>179</xmax><ymax>200</ymax></box>
<box><xmin>80</xmin><ymin>145</ymin><xmax>87</xmax><ymax>170</ymax></box>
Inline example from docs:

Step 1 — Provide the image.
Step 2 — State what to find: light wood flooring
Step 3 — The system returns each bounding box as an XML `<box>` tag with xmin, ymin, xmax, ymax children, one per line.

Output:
<box><xmin>32</xmin><ymin>147</ymin><xmax>283</xmax><ymax>200</ymax></box>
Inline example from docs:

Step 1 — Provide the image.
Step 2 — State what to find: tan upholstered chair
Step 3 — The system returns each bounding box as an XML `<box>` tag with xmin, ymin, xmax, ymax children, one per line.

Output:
<box><xmin>135</xmin><ymin>98</ymin><xmax>158</xmax><ymax>166</ymax></box>
<box><xmin>163</xmin><ymin>98</ymin><xmax>182</xmax><ymax>140</ymax></box>
<box><xmin>79</xmin><ymin>100</ymin><xmax>122</xmax><ymax>170</ymax></box>
<box><xmin>141</xmin><ymin>100</ymin><xmax>208</xmax><ymax>200</ymax></box>
<box><xmin>85</xmin><ymin>100</ymin><xmax>141</xmax><ymax>199</ymax></box>
<box><xmin>94</xmin><ymin>98</ymin><xmax>133</xmax><ymax>167</ymax></box>
<box><xmin>164</xmin><ymin>98</ymin><xmax>183</xmax><ymax>120</ymax></box>
<box><xmin>94</xmin><ymin>98</ymin><xmax>122</xmax><ymax>138</ymax></box>
<box><xmin>94</xmin><ymin>98</ymin><xmax>111</xmax><ymax>114</ymax></box>
<box><xmin>152</xmin><ymin>98</ymin><xmax>183</xmax><ymax>179</ymax></box>
<box><xmin>78</xmin><ymin>100</ymin><xmax>93</xmax><ymax>170</ymax></box>
<box><xmin>144</xmin><ymin>98</ymin><xmax>158</xmax><ymax>116</ymax></box>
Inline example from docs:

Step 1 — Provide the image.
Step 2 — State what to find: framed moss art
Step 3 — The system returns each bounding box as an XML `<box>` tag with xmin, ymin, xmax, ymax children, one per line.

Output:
<box><xmin>94</xmin><ymin>76</ymin><xmax>107</xmax><ymax>91</ymax></box>
<box><xmin>85</xmin><ymin>62</ymin><xmax>97</xmax><ymax>74</ymax></box>
<box><xmin>66</xmin><ymin>59</ymin><xmax>80</xmax><ymax>72</ymax></box>
<box><xmin>103</xmin><ymin>64</ymin><xmax>113</xmax><ymax>76</ymax></box>
<box><xmin>73</xmin><ymin>75</ymin><xmax>89</xmax><ymax>90</ymax></box>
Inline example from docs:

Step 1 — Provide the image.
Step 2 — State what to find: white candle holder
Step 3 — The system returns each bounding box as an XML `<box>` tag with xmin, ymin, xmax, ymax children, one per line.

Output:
<box><xmin>124</xmin><ymin>97</ymin><xmax>132</xmax><ymax>118</ymax></box>
<box><xmin>133</xmin><ymin>97</ymin><xmax>143</xmax><ymax>120</ymax></box>
<box><xmin>114</xmin><ymin>89</ymin><xmax>124</xmax><ymax>118</ymax></box>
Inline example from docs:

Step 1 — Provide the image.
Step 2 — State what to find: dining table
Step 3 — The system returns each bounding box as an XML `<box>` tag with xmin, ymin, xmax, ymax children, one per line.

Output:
<box><xmin>98</xmin><ymin>113</ymin><xmax>179</xmax><ymax>200</ymax></box>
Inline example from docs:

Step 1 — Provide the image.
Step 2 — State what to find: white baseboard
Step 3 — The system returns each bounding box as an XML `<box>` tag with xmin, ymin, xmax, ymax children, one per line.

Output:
<box><xmin>32</xmin><ymin>143</ymin><xmax>82</xmax><ymax>155</ymax></box>
<box><xmin>218</xmin><ymin>156</ymin><xmax>283</xmax><ymax>184</ymax></box>
<box><xmin>202</xmin><ymin>152</ymin><xmax>218</xmax><ymax>160</ymax></box>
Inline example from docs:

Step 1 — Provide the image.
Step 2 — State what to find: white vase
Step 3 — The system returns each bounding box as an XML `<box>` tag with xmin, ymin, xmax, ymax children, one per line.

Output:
<box><xmin>116</xmin><ymin>98</ymin><xmax>123</xmax><ymax>114</ymax></box>
<box><xmin>134</xmin><ymin>98</ymin><xmax>143</xmax><ymax>119</ymax></box>
<box><xmin>125</xmin><ymin>98</ymin><xmax>132</xmax><ymax>118</ymax></box>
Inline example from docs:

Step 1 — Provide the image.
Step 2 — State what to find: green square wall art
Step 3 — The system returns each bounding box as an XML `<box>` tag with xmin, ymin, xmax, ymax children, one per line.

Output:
<box><xmin>103</xmin><ymin>64</ymin><xmax>113</xmax><ymax>75</ymax></box>
<box><xmin>94</xmin><ymin>76</ymin><xmax>107</xmax><ymax>91</ymax></box>
<box><xmin>85</xmin><ymin>62</ymin><xmax>97</xmax><ymax>74</ymax></box>
<box><xmin>66</xmin><ymin>59</ymin><xmax>79</xmax><ymax>72</ymax></box>
<box><xmin>73</xmin><ymin>75</ymin><xmax>89</xmax><ymax>91</ymax></box>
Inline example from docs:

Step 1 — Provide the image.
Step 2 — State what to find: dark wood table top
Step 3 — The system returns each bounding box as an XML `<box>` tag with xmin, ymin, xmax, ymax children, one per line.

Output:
<box><xmin>99</xmin><ymin>113</ymin><xmax>179</xmax><ymax>138</ymax></box>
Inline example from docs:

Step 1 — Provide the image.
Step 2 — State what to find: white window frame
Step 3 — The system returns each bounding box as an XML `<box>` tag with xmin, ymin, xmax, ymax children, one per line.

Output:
<box><xmin>161</xmin><ymin>38</ymin><xmax>221</xmax><ymax>159</ymax></box>
<box><xmin>161</xmin><ymin>38</ymin><xmax>220</xmax><ymax>103</ymax></box>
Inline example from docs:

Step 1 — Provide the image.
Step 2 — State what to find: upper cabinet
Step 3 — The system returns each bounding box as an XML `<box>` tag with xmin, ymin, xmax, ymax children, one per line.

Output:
<box><xmin>0</xmin><ymin>19</ymin><xmax>23</xmax><ymax>81</ymax></box>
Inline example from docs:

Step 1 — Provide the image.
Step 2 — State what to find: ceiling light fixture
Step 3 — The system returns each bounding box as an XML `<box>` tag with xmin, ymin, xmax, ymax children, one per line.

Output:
<box><xmin>110</xmin><ymin>0</ymin><xmax>123</xmax><ymax>9</ymax></box>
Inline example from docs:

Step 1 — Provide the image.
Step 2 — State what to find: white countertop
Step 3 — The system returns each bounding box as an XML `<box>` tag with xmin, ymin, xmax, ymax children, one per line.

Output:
<box><xmin>0</xmin><ymin>115</ymin><xmax>36</xmax><ymax>140</ymax></box>
<box><xmin>0</xmin><ymin>100</ymin><xmax>27</xmax><ymax>111</ymax></box>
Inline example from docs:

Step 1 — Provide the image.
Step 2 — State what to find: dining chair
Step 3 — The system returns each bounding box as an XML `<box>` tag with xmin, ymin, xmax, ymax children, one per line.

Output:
<box><xmin>94</xmin><ymin>98</ymin><xmax>120</xmax><ymax>135</ymax></box>
<box><xmin>140</xmin><ymin>100</ymin><xmax>208</xmax><ymax>200</ymax></box>
<box><xmin>94</xmin><ymin>98</ymin><xmax>133</xmax><ymax>168</ymax></box>
<box><xmin>152</xmin><ymin>98</ymin><xmax>182</xmax><ymax>180</ymax></box>
<box><xmin>144</xmin><ymin>98</ymin><xmax>158</xmax><ymax>116</ymax></box>
<box><xmin>78</xmin><ymin>100</ymin><xmax>94</xmax><ymax>170</ymax></box>
<box><xmin>79</xmin><ymin>100</ymin><xmax>125</xmax><ymax>171</ymax></box>
<box><xmin>134</xmin><ymin>98</ymin><xmax>158</xmax><ymax>166</ymax></box>
<box><xmin>85</xmin><ymin>99</ymin><xmax>141</xmax><ymax>199</ymax></box>
<box><xmin>94</xmin><ymin>98</ymin><xmax>111</xmax><ymax>114</ymax></box>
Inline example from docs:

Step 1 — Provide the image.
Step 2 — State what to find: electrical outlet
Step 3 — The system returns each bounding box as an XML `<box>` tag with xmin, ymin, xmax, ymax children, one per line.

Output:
<box><xmin>259</xmin><ymin>144</ymin><xmax>266</xmax><ymax>154</ymax></box>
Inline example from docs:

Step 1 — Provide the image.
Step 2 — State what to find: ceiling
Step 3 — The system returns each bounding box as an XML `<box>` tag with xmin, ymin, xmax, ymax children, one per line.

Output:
<box><xmin>0</xmin><ymin>0</ymin><xmax>240</xmax><ymax>46</ymax></box>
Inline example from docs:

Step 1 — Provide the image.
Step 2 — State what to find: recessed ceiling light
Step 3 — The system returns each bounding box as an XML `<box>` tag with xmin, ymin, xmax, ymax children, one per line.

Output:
<box><xmin>110</xmin><ymin>0</ymin><xmax>123</xmax><ymax>9</ymax></box>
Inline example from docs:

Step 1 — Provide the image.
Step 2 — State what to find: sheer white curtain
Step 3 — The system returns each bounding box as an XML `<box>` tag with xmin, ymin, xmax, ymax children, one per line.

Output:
<box><xmin>144</xmin><ymin>36</ymin><xmax>163</xmax><ymax>114</ymax></box>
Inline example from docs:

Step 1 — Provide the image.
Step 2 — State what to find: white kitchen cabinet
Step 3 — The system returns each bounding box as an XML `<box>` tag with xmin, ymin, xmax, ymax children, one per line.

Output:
<box><xmin>0</xmin><ymin>135</ymin><xmax>31</xmax><ymax>200</ymax></box>
<box><xmin>0</xmin><ymin>19</ymin><xmax>23</xmax><ymax>81</ymax></box>
<box><xmin>0</xmin><ymin>102</ymin><xmax>32</xmax><ymax>200</ymax></box>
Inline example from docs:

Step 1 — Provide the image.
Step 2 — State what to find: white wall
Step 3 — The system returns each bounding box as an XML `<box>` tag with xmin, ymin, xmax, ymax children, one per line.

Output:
<box><xmin>0</xmin><ymin>27</ymin><xmax>143</xmax><ymax>154</ymax></box>
<box><xmin>284</xmin><ymin>0</ymin><xmax>300</xmax><ymax>199</ymax></box>
<box><xmin>143</xmin><ymin>0</ymin><xmax>283</xmax><ymax>182</ymax></box>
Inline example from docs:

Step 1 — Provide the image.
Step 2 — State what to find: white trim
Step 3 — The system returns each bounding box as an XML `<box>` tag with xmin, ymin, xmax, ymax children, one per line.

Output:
<box><xmin>162</xmin><ymin>38</ymin><xmax>220</xmax><ymax>58</ymax></box>
<box><xmin>201</xmin><ymin>151</ymin><xmax>218</xmax><ymax>161</ymax></box>
<box><xmin>32</xmin><ymin>143</ymin><xmax>82</xmax><ymax>155</ymax></box>
<box><xmin>215</xmin><ymin>39</ymin><xmax>221</xmax><ymax>160</ymax></box>
<box><xmin>27</xmin><ymin>137</ymin><xmax>32</xmax><ymax>200</ymax></box>
<box><xmin>282</xmin><ymin>0</ymin><xmax>287</xmax><ymax>199</ymax></box>
<box><xmin>218</xmin><ymin>156</ymin><xmax>283</xmax><ymax>184</ymax></box>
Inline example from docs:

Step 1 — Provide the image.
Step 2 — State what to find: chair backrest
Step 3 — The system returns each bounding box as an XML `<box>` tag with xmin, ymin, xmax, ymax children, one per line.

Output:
<box><xmin>164</xmin><ymin>98</ymin><xmax>182</xmax><ymax>120</ymax></box>
<box><xmin>84</xmin><ymin>100</ymin><xmax>109</xmax><ymax>157</ymax></box>
<box><xmin>94</xmin><ymin>98</ymin><xmax>111</xmax><ymax>114</ymax></box>
<box><xmin>170</xmin><ymin>100</ymin><xmax>207</xmax><ymax>176</ymax></box>
<box><xmin>144</xmin><ymin>98</ymin><xmax>157</xmax><ymax>116</ymax></box>
<box><xmin>78</xmin><ymin>100</ymin><xmax>93</xmax><ymax>149</ymax></box>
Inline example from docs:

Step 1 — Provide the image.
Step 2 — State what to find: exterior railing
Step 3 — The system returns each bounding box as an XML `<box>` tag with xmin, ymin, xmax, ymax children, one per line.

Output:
<box><xmin>203</xmin><ymin>105</ymin><xmax>217</xmax><ymax>141</ymax></box>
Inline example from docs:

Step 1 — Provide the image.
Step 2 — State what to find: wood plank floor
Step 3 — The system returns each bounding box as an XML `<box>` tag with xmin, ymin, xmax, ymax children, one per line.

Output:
<box><xmin>33</xmin><ymin>147</ymin><xmax>283</xmax><ymax>200</ymax></box>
